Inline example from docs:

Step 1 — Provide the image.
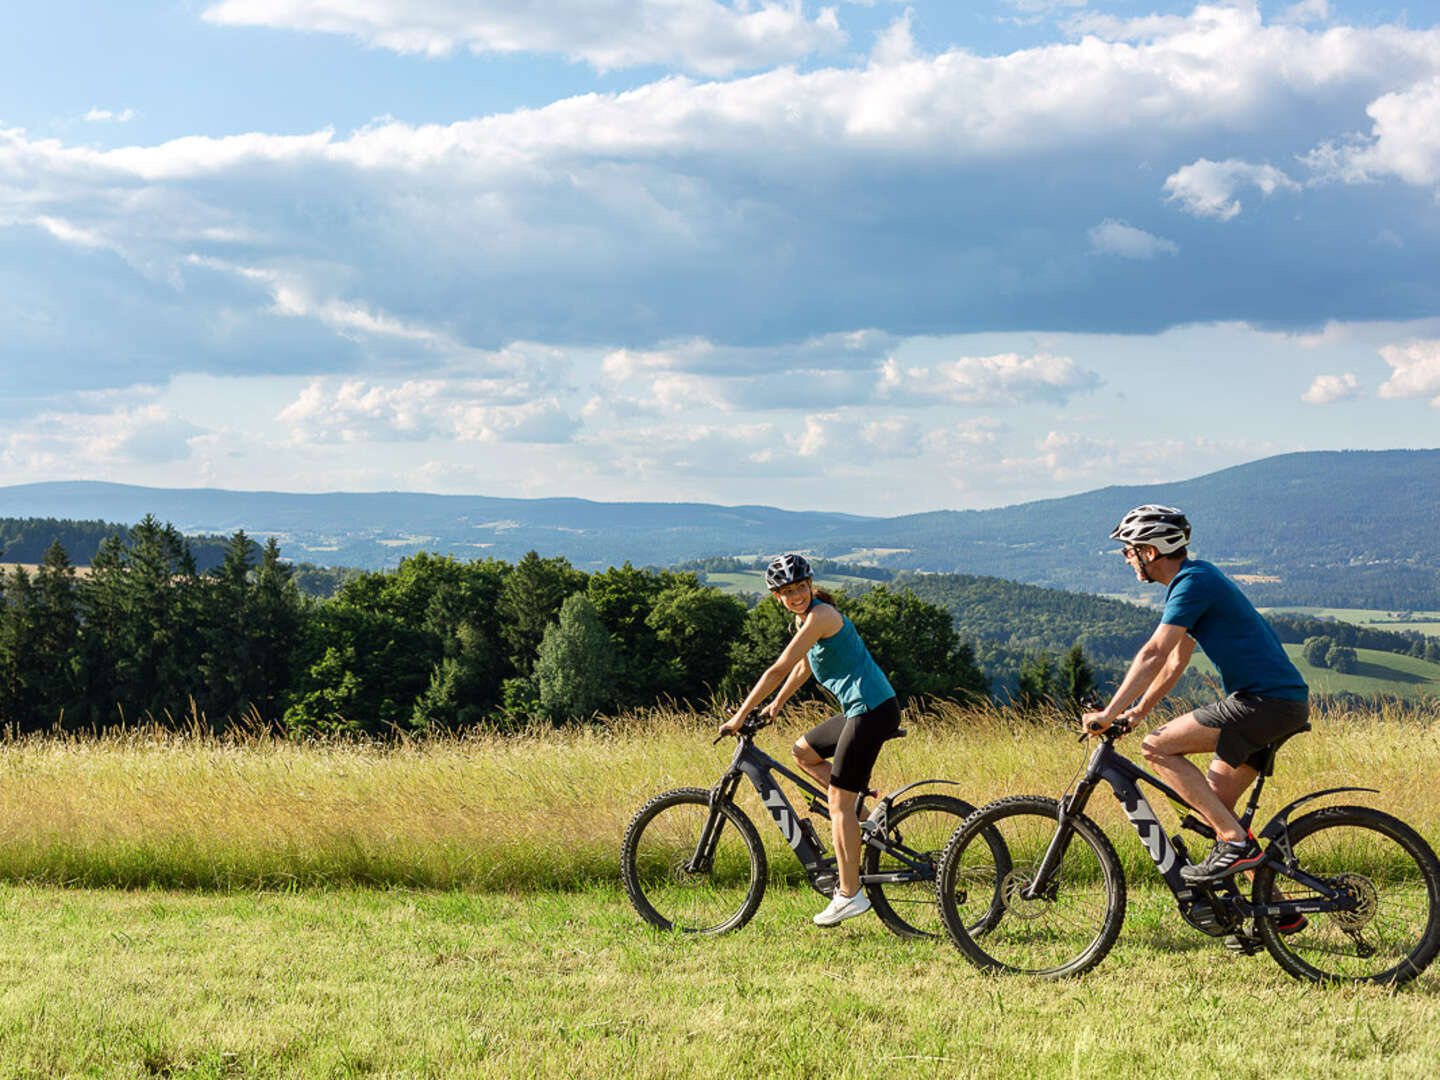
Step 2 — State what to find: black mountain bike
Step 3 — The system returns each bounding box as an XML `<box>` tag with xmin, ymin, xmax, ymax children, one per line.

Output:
<box><xmin>622</xmin><ymin>710</ymin><xmax>997</xmax><ymax>938</ymax></box>
<box><xmin>936</xmin><ymin>720</ymin><xmax>1440</xmax><ymax>984</ymax></box>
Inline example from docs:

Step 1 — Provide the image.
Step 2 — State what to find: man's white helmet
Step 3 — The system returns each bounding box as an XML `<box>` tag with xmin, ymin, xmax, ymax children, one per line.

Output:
<box><xmin>1109</xmin><ymin>504</ymin><xmax>1191</xmax><ymax>556</ymax></box>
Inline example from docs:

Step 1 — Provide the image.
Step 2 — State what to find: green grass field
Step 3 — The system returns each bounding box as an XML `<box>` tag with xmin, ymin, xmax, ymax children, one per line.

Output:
<box><xmin>1285</xmin><ymin>645</ymin><xmax>1440</xmax><ymax>699</ymax></box>
<box><xmin>1</xmin><ymin>704</ymin><xmax>1437</xmax><ymax>1078</ymax></box>
<box><xmin>1263</xmin><ymin>607</ymin><xmax>1440</xmax><ymax>637</ymax></box>
<box><xmin>1</xmin><ymin>884</ymin><xmax>1435</xmax><ymax>1080</ymax></box>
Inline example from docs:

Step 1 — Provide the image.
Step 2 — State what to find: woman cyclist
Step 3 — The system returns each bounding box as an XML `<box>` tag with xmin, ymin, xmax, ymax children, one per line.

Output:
<box><xmin>719</xmin><ymin>554</ymin><xmax>899</xmax><ymax>927</ymax></box>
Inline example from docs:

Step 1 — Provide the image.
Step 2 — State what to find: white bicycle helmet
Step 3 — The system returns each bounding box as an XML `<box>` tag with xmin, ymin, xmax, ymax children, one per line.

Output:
<box><xmin>765</xmin><ymin>553</ymin><xmax>813</xmax><ymax>589</ymax></box>
<box><xmin>1109</xmin><ymin>504</ymin><xmax>1191</xmax><ymax>555</ymax></box>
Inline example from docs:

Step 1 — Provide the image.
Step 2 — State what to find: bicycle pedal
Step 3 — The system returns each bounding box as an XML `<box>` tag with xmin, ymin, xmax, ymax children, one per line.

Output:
<box><xmin>1224</xmin><ymin>933</ymin><xmax>1264</xmax><ymax>956</ymax></box>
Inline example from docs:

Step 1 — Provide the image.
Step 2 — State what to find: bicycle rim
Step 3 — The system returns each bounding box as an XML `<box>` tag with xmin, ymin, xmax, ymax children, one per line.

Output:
<box><xmin>938</xmin><ymin>795</ymin><xmax>1126</xmax><ymax>978</ymax></box>
<box><xmin>863</xmin><ymin>794</ymin><xmax>976</xmax><ymax>940</ymax></box>
<box><xmin>621</xmin><ymin>788</ymin><xmax>766</xmax><ymax>934</ymax></box>
<box><xmin>1254</xmin><ymin>805</ymin><xmax>1440</xmax><ymax>985</ymax></box>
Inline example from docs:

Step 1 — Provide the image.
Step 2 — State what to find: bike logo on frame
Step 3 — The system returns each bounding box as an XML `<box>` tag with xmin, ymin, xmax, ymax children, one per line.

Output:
<box><xmin>1118</xmin><ymin>788</ymin><xmax>1176</xmax><ymax>875</ymax></box>
<box><xmin>763</xmin><ymin>789</ymin><xmax>803</xmax><ymax>849</ymax></box>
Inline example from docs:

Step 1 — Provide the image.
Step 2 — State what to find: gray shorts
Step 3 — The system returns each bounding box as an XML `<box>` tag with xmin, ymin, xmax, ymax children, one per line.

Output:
<box><xmin>1192</xmin><ymin>692</ymin><xmax>1311</xmax><ymax>770</ymax></box>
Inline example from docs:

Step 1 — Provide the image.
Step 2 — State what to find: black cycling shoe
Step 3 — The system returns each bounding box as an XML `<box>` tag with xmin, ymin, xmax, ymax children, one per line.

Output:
<box><xmin>1180</xmin><ymin>834</ymin><xmax>1265</xmax><ymax>884</ymax></box>
<box><xmin>1224</xmin><ymin>913</ymin><xmax>1307</xmax><ymax>955</ymax></box>
<box><xmin>1224</xmin><ymin>930</ymin><xmax>1265</xmax><ymax>955</ymax></box>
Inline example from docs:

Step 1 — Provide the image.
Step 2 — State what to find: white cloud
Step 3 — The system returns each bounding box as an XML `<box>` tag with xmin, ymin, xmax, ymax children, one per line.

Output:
<box><xmin>1305</xmin><ymin>77</ymin><xmax>1440</xmax><ymax>187</ymax></box>
<box><xmin>1163</xmin><ymin>158</ymin><xmax>1301</xmax><ymax>220</ymax></box>
<box><xmin>879</xmin><ymin>352</ymin><xmax>1101</xmax><ymax>406</ymax></box>
<box><xmin>1087</xmin><ymin>219</ymin><xmax>1179</xmax><ymax>258</ymax></box>
<box><xmin>202</xmin><ymin>0</ymin><xmax>847</xmax><ymax>75</ymax></box>
<box><xmin>0</xmin><ymin>404</ymin><xmax>206</xmax><ymax>474</ymax></box>
<box><xmin>869</xmin><ymin>9</ymin><xmax>917</xmax><ymax>66</ymax></box>
<box><xmin>600</xmin><ymin>330</ymin><xmax>897</xmax><ymax>380</ymax></box>
<box><xmin>277</xmin><ymin>376</ymin><xmax>581</xmax><ymax>444</ymax></box>
<box><xmin>1275</xmin><ymin>0</ymin><xmax>1329</xmax><ymax>27</ymax></box>
<box><xmin>585</xmin><ymin>421</ymin><xmax>801</xmax><ymax>481</ymax></box>
<box><xmin>83</xmin><ymin>107</ymin><xmax>135</xmax><ymax>124</ymax></box>
<box><xmin>1377</xmin><ymin>339</ymin><xmax>1440</xmax><ymax>404</ymax></box>
<box><xmin>1300</xmin><ymin>372</ymin><xmax>1360</xmax><ymax>404</ymax></box>
<box><xmin>1002</xmin><ymin>430</ymin><xmax>1275</xmax><ymax>488</ymax></box>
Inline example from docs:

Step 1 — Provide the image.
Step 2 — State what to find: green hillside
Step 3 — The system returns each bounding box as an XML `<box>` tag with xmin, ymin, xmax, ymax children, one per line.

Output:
<box><xmin>1264</xmin><ymin>607</ymin><xmax>1440</xmax><ymax>638</ymax></box>
<box><xmin>1188</xmin><ymin>645</ymin><xmax>1440</xmax><ymax>701</ymax></box>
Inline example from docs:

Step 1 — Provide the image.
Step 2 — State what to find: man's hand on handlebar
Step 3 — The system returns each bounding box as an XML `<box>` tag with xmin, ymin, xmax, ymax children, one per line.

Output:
<box><xmin>1079</xmin><ymin>708</ymin><xmax>1140</xmax><ymax>738</ymax></box>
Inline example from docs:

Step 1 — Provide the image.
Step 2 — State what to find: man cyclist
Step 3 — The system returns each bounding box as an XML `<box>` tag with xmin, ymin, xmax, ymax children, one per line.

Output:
<box><xmin>1081</xmin><ymin>505</ymin><xmax>1310</xmax><ymax>886</ymax></box>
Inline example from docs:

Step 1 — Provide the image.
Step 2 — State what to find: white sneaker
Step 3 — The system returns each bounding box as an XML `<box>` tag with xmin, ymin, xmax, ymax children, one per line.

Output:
<box><xmin>813</xmin><ymin>890</ymin><xmax>871</xmax><ymax>927</ymax></box>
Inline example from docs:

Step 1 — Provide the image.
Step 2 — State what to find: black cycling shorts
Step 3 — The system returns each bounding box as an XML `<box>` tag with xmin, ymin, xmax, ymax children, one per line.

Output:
<box><xmin>1192</xmin><ymin>691</ymin><xmax>1311</xmax><ymax>770</ymax></box>
<box><xmin>799</xmin><ymin>697</ymin><xmax>901</xmax><ymax>794</ymax></box>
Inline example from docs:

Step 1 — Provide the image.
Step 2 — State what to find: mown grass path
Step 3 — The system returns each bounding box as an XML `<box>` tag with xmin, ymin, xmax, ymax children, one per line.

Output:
<box><xmin>0</xmin><ymin>884</ymin><xmax>1435</xmax><ymax>1079</ymax></box>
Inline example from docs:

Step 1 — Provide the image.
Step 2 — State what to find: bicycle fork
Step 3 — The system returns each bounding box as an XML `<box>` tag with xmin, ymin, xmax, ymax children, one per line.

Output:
<box><xmin>686</xmin><ymin>772</ymin><xmax>745</xmax><ymax>875</ymax></box>
<box><xmin>1021</xmin><ymin>783</ymin><xmax>1097</xmax><ymax>901</ymax></box>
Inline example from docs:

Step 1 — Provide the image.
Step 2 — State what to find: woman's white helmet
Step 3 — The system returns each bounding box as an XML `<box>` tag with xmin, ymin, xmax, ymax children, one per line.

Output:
<box><xmin>765</xmin><ymin>553</ymin><xmax>813</xmax><ymax>589</ymax></box>
<box><xmin>1109</xmin><ymin>504</ymin><xmax>1191</xmax><ymax>556</ymax></box>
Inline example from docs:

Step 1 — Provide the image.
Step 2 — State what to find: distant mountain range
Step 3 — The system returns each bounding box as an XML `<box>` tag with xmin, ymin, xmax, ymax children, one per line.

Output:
<box><xmin>2</xmin><ymin>448</ymin><xmax>1438</xmax><ymax>606</ymax></box>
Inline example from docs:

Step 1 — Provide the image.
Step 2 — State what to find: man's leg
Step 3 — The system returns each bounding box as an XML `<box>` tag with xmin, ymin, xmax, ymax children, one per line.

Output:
<box><xmin>1207</xmin><ymin>758</ymin><xmax>1259</xmax><ymax>818</ymax></box>
<box><xmin>1141</xmin><ymin>713</ymin><xmax>1248</xmax><ymax>843</ymax></box>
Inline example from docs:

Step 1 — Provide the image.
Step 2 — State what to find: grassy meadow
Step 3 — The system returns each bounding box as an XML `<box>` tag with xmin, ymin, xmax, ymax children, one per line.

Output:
<box><xmin>0</xmin><ymin>700</ymin><xmax>1438</xmax><ymax>1078</ymax></box>
<box><xmin>1264</xmin><ymin>606</ymin><xmax>1440</xmax><ymax>638</ymax></box>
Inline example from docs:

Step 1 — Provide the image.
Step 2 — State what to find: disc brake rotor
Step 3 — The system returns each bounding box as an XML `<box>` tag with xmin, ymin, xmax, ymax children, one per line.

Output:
<box><xmin>999</xmin><ymin>868</ymin><xmax>1051</xmax><ymax>920</ymax></box>
<box><xmin>1331</xmin><ymin>872</ymin><xmax>1379</xmax><ymax>931</ymax></box>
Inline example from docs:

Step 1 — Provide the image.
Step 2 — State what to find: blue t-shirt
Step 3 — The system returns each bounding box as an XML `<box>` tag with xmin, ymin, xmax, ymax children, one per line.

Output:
<box><xmin>805</xmin><ymin>608</ymin><xmax>896</xmax><ymax>716</ymax></box>
<box><xmin>1162</xmin><ymin>559</ymin><xmax>1307</xmax><ymax>700</ymax></box>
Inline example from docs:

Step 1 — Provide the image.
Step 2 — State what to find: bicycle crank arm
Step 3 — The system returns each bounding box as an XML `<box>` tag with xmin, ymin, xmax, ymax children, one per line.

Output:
<box><xmin>858</xmin><ymin>872</ymin><xmax>925</xmax><ymax>886</ymax></box>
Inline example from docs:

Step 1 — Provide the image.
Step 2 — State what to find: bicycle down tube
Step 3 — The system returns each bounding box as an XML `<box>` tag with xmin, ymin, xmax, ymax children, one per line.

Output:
<box><xmin>697</xmin><ymin>733</ymin><xmax>939</xmax><ymax>887</ymax></box>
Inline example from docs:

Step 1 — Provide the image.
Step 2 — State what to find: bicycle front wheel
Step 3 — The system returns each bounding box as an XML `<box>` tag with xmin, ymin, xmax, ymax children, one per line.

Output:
<box><xmin>937</xmin><ymin>795</ymin><xmax>1126</xmax><ymax>978</ymax></box>
<box><xmin>1253</xmin><ymin>805</ymin><xmax>1440</xmax><ymax>985</ymax></box>
<box><xmin>621</xmin><ymin>787</ymin><xmax>767</xmax><ymax>934</ymax></box>
<box><xmin>862</xmin><ymin>793</ymin><xmax>982</xmax><ymax>940</ymax></box>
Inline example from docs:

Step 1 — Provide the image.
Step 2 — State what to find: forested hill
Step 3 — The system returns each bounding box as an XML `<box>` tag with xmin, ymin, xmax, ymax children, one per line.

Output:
<box><xmin>2</xmin><ymin>449</ymin><xmax>1437</xmax><ymax>606</ymax></box>
<box><xmin>842</xmin><ymin>449</ymin><xmax>1440</xmax><ymax>605</ymax></box>
<box><xmin>0</xmin><ymin>516</ymin><xmax>236</xmax><ymax>572</ymax></box>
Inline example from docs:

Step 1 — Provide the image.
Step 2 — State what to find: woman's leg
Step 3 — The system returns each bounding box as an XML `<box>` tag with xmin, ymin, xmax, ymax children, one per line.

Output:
<box><xmin>828</xmin><ymin>782</ymin><xmax>863</xmax><ymax>897</ymax></box>
<box><xmin>791</xmin><ymin>736</ymin><xmax>833</xmax><ymax>791</ymax></box>
<box><xmin>825</xmin><ymin>700</ymin><xmax>899</xmax><ymax>898</ymax></box>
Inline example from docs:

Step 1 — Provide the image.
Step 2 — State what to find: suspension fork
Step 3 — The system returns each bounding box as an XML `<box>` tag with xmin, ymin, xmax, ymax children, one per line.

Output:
<box><xmin>687</xmin><ymin>769</ymin><xmax>745</xmax><ymax>873</ymax></box>
<box><xmin>1023</xmin><ymin>777</ymin><xmax>1101</xmax><ymax>899</ymax></box>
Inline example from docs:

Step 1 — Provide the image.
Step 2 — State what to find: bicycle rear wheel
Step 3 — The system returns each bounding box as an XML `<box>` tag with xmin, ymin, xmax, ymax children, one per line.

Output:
<box><xmin>862</xmin><ymin>793</ymin><xmax>982</xmax><ymax>940</ymax></box>
<box><xmin>937</xmin><ymin>795</ymin><xmax>1126</xmax><ymax>978</ymax></box>
<box><xmin>1253</xmin><ymin>805</ymin><xmax>1440</xmax><ymax>985</ymax></box>
<box><xmin>621</xmin><ymin>787</ymin><xmax>767</xmax><ymax>934</ymax></box>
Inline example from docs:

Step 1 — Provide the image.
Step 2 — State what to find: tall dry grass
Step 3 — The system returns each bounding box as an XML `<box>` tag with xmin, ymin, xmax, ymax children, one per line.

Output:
<box><xmin>0</xmin><ymin>698</ymin><xmax>1436</xmax><ymax>890</ymax></box>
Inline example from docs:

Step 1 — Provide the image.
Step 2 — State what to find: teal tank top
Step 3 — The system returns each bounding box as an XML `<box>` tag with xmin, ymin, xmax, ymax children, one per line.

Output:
<box><xmin>805</xmin><ymin>608</ymin><xmax>895</xmax><ymax>717</ymax></box>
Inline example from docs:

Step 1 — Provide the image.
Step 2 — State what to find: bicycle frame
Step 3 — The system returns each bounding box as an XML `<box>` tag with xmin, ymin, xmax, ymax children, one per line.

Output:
<box><xmin>1031</xmin><ymin>729</ymin><xmax>1378</xmax><ymax>934</ymax></box>
<box><xmin>692</xmin><ymin>729</ymin><xmax>955</xmax><ymax>892</ymax></box>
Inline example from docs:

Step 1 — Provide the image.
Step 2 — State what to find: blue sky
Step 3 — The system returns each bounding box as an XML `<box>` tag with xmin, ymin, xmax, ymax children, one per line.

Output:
<box><xmin>2</xmin><ymin>0</ymin><xmax>1439</xmax><ymax>514</ymax></box>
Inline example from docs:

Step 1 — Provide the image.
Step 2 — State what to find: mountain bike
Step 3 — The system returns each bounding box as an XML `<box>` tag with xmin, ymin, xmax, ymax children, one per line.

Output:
<box><xmin>935</xmin><ymin>719</ymin><xmax>1440</xmax><ymax>984</ymax></box>
<box><xmin>622</xmin><ymin>710</ymin><xmax>1001</xmax><ymax>937</ymax></box>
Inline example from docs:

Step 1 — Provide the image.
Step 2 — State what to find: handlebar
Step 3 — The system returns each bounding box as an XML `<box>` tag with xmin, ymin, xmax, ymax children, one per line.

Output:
<box><xmin>714</xmin><ymin>708</ymin><xmax>770</xmax><ymax>744</ymax></box>
<box><xmin>1078</xmin><ymin>715</ymin><xmax>1134</xmax><ymax>743</ymax></box>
